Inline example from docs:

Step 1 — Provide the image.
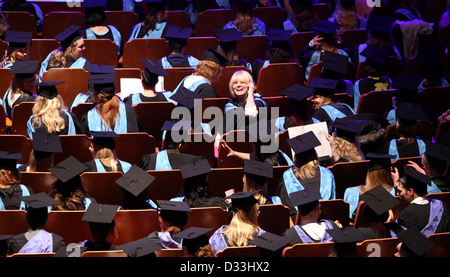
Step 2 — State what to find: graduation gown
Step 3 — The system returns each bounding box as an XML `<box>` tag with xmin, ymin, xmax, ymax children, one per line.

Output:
<box><xmin>27</xmin><ymin>110</ymin><xmax>83</xmax><ymax>138</ymax></box>
<box><xmin>160</xmin><ymin>54</ymin><xmax>199</xmax><ymax>68</ymax></box>
<box><xmin>138</xmin><ymin>151</ymin><xmax>203</xmax><ymax>171</ymax></box>
<box><xmin>353</xmin><ymin>76</ymin><xmax>391</xmax><ymax>111</ymax></box>
<box><xmin>79</xmin><ymin>240</ymin><xmax>120</xmax><ymax>252</ymax></box>
<box><xmin>282</xmin><ymin>220</ymin><xmax>338</xmax><ymax>245</ymax></box>
<box><xmin>223</xmin><ymin>96</ymin><xmax>268</xmax><ymax>132</ymax></box>
<box><xmin>208</xmin><ymin>225</ymin><xmax>266</xmax><ymax>254</ymax></box>
<box><xmin>147</xmin><ymin>231</ymin><xmax>183</xmax><ymax>249</ymax></box>
<box><xmin>382</xmin><ymin>138</ymin><xmax>427</xmax><ymax>160</ymax></box>
<box><xmin>0</xmin><ymin>184</ymin><xmax>33</xmax><ymax>211</ymax></box>
<box><xmin>128</xmin><ymin>21</ymin><xmax>168</xmax><ymax>41</ymax></box>
<box><xmin>313</xmin><ymin>102</ymin><xmax>356</xmax><ymax>130</ymax></box>
<box><xmin>80</xmin><ymin>25</ymin><xmax>122</xmax><ymax>55</ymax></box>
<box><xmin>123</xmin><ymin>92</ymin><xmax>169</xmax><ymax>106</ymax></box>
<box><xmin>2</xmin><ymin>90</ymin><xmax>36</xmax><ymax>119</ymax></box>
<box><xmin>84</xmin><ymin>159</ymin><xmax>132</xmax><ymax>174</ymax></box>
<box><xmin>8</xmin><ymin>230</ymin><xmax>66</xmax><ymax>255</ymax></box>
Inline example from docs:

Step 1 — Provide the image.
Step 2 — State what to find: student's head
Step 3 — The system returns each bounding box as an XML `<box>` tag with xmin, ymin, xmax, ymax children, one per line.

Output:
<box><xmin>26</xmin><ymin>207</ymin><xmax>48</xmax><ymax>230</ymax></box>
<box><xmin>88</xmin><ymin>220</ymin><xmax>117</xmax><ymax>243</ymax></box>
<box><xmin>195</xmin><ymin>60</ymin><xmax>223</xmax><ymax>83</ymax></box>
<box><xmin>228</xmin><ymin>70</ymin><xmax>253</xmax><ymax>99</ymax></box>
<box><xmin>84</xmin><ymin>7</ymin><xmax>107</xmax><ymax>27</ymax></box>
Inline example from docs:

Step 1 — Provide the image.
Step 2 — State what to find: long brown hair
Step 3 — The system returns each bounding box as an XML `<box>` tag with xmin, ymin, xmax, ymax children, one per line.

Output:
<box><xmin>95</xmin><ymin>94</ymin><xmax>121</xmax><ymax>131</ymax></box>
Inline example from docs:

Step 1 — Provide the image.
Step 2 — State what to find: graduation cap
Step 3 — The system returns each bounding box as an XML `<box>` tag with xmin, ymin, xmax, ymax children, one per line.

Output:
<box><xmin>366</xmin><ymin>152</ymin><xmax>396</xmax><ymax>171</ymax></box>
<box><xmin>32</xmin><ymin>132</ymin><xmax>63</xmax><ymax>154</ymax></box>
<box><xmin>31</xmin><ymin>81</ymin><xmax>64</xmax><ymax>100</ymax></box>
<box><xmin>5</xmin><ymin>30</ymin><xmax>32</xmax><ymax>48</ymax></box>
<box><xmin>179</xmin><ymin>157</ymin><xmax>211</xmax><ymax>179</ymax></box>
<box><xmin>169</xmin><ymin>85</ymin><xmax>204</xmax><ymax>109</ymax></box>
<box><xmin>243</xmin><ymin>159</ymin><xmax>273</xmax><ymax>179</ymax></box>
<box><xmin>141</xmin><ymin>58</ymin><xmax>169</xmax><ymax>77</ymax></box>
<box><xmin>311</xmin><ymin>20</ymin><xmax>341</xmax><ymax>34</ymax></box>
<box><xmin>20</xmin><ymin>192</ymin><xmax>58</xmax><ymax>209</ymax></box>
<box><xmin>366</xmin><ymin>14</ymin><xmax>395</xmax><ymax>36</ymax></box>
<box><xmin>266</xmin><ymin>28</ymin><xmax>293</xmax><ymax>42</ymax></box>
<box><xmin>287</xmin><ymin>131</ymin><xmax>321</xmax><ymax>155</ymax></box>
<box><xmin>166</xmin><ymin>25</ymin><xmax>193</xmax><ymax>40</ymax></box>
<box><xmin>0</xmin><ymin>151</ymin><xmax>22</xmax><ymax>171</ymax></box>
<box><xmin>360</xmin><ymin>185</ymin><xmax>400</xmax><ymax>216</ymax></box>
<box><xmin>321</xmin><ymin>51</ymin><xmax>349</xmax><ymax>75</ymax></box>
<box><xmin>116</xmin><ymin>165</ymin><xmax>155</xmax><ymax>197</ymax></box>
<box><xmin>120</xmin><ymin>237</ymin><xmax>162</xmax><ymax>257</ymax></box>
<box><xmin>360</xmin><ymin>44</ymin><xmax>391</xmax><ymax>65</ymax></box>
<box><xmin>331</xmin><ymin>117</ymin><xmax>361</xmax><ymax>142</ymax></box>
<box><xmin>201</xmin><ymin>48</ymin><xmax>228</xmax><ymax>67</ymax></box>
<box><xmin>250</xmin><ymin>232</ymin><xmax>290</xmax><ymax>252</ymax></box>
<box><xmin>290</xmin><ymin>187</ymin><xmax>321</xmax><ymax>216</ymax></box>
<box><xmin>397</xmin><ymin>228</ymin><xmax>436</xmax><ymax>257</ymax></box>
<box><xmin>391</xmin><ymin>72</ymin><xmax>422</xmax><ymax>93</ymax></box>
<box><xmin>90</xmin><ymin>131</ymin><xmax>120</xmax><ymax>149</ymax></box>
<box><xmin>281</xmin><ymin>83</ymin><xmax>314</xmax><ymax>102</ymax></box>
<box><xmin>172</xmin><ymin>226</ymin><xmax>213</xmax><ymax>240</ymax></box>
<box><xmin>395</xmin><ymin>103</ymin><xmax>427</xmax><ymax>121</ymax></box>
<box><xmin>309</xmin><ymin>78</ymin><xmax>338</xmax><ymax>96</ymax></box>
<box><xmin>214</xmin><ymin>28</ymin><xmax>244</xmax><ymax>43</ymax></box>
<box><xmin>89</xmin><ymin>73</ymin><xmax>116</xmax><ymax>95</ymax></box>
<box><xmin>87</xmin><ymin>63</ymin><xmax>115</xmax><ymax>74</ymax></box>
<box><xmin>424</xmin><ymin>141</ymin><xmax>450</xmax><ymax>163</ymax></box>
<box><xmin>54</xmin><ymin>25</ymin><xmax>82</xmax><ymax>50</ymax></box>
<box><xmin>82</xmin><ymin>202</ymin><xmax>119</xmax><ymax>224</ymax></box>
<box><xmin>326</xmin><ymin>226</ymin><xmax>365</xmax><ymax>244</ymax></box>
<box><xmin>49</xmin><ymin>155</ymin><xmax>88</xmax><ymax>183</ymax></box>
<box><xmin>403</xmin><ymin>166</ymin><xmax>432</xmax><ymax>190</ymax></box>
<box><xmin>225</xmin><ymin>190</ymin><xmax>261</xmax><ymax>210</ymax></box>
<box><xmin>156</xmin><ymin>200</ymin><xmax>192</xmax><ymax>212</ymax></box>
<box><xmin>8</xmin><ymin>60</ymin><xmax>40</xmax><ymax>78</ymax></box>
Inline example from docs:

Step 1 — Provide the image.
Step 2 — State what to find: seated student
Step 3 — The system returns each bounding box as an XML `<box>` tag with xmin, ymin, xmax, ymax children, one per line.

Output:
<box><xmin>393</xmin><ymin>166</ymin><xmax>450</xmax><ymax>235</ymax></box>
<box><xmin>209</xmin><ymin>190</ymin><xmax>266</xmax><ymax>254</ymax></box>
<box><xmin>123</xmin><ymin>58</ymin><xmax>171</xmax><ymax>106</ymax></box>
<box><xmin>127</xmin><ymin>0</ymin><xmax>169</xmax><ymax>41</ymax></box>
<box><xmin>79</xmin><ymin>0</ymin><xmax>122</xmax><ymax>55</ymax></box>
<box><xmin>84</xmin><ymin>131</ymin><xmax>132</xmax><ymax>174</ymax></box>
<box><xmin>353</xmin><ymin>44</ymin><xmax>392</xmax><ymax>111</ymax></box>
<box><xmin>138</xmin><ymin>121</ymin><xmax>205</xmax><ymax>171</ymax></box>
<box><xmin>161</xmin><ymin>25</ymin><xmax>199</xmax><ymax>69</ymax></box>
<box><xmin>357</xmin><ymin>185</ymin><xmax>401</xmax><ymax>240</ymax></box>
<box><xmin>7</xmin><ymin>193</ymin><xmax>66</xmax><ymax>255</ymax></box>
<box><xmin>319</xmin><ymin>50</ymin><xmax>354</xmax><ymax>96</ymax></box>
<box><xmin>26</xmin><ymin>81</ymin><xmax>83</xmax><ymax>138</ymax></box>
<box><xmin>283</xmin><ymin>187</ymin><xmax>340</xmax><ymax>245</ymax></box>
<box><xmin>329</xmin><ymin>0</ymin><xmax>366</xmax><ymax>33</ymax></box>
<box><xmin>382</xmin><ymin>103</ymin><xmax>428</xmax><ymax>160</ymax></box>
<box><xmin>214</xmin><ymin>28</ymin><xmax>251</xmax><ymax>69</ymax></box>
<box><xmin>309</xmin><ymin>77</ymin><xmax>355</xmax><ymax>130</ymax></box>
<box><xmin>119</xmin><ymin>237</ymin><xmax>161</xmax><ymax>257</ymax></box>
<box><xmin>276</xmin><ymin>131</ymin><xmax>336</xmax><ymax>222</ymax></box>
<box><xmin>171</xmin><ymin>157</ymin><xmax>229</xmax><ymax>209</ymax></box>
<box><xmin>223</xmin><ymin>0</ymin><xmax>265</xmax><ymax>36</ymax></box>
<box><xmin>414</xmin><ymin>142</ymin><xmax>450</xmax><ymax>192</ymax></box>
<box><xmin>147</xmin><ymin>200</ymin><xmax>191</xmax><ymax>249</ymax></box>
<box><xmin>1</xmin><ymin>30</ymin><xmax>31</xmax><ymax>68</ymax></box>
<box><xmin>19</xmin><ymin>132</ymin><xmax>62</xmax><ymax>173</ymax></box>
<box><xmin>242</xmin><ymin>159</ymin><xmax>274</xmax><ymax>205</ymax></box>
<box><xmin>326</xmin><ymin>226</ymin><xmax>365</xmax><ymax>257</ymax></box>
<box><xmin>283</xmin><ymin>0</ymin><xmax>318</xmax><ymax>33</ymax></box>
<box><xmin>173</xmin><ymin>227</ymin><xmax>215</xmax><ymax>257</ymax></box>
<box><xmin>415</xmin><ymin>41</ymin><xmax>449</xmax><ymax>91</ymax></box>
<box><xmin>3</xmin><ymin>60</ymin><xmax>38</xmax><ymax>119</ymax></box>
<box><xmin>252</xmin><ymin>28</ymin><xmax>296</xmax><ymax>84</ymax></box>
<box><xmin>325</xmin><ymin>117</ymin><xmax>364</xmax><ymax>166</ymax></box>
<box><xmin>0</xmin><ymin>0</ymin><xmax>43</xmax><ymax>33</ymax></box>
<box><xmin>344</xmin><ymin>152</ymin><xmax>396</xmax><ymax>220</ymax></box>
<box><xmin>39</xmin><ymin>25</ymin><xmax>89</xmax><ymax>82</ymax></box>
<box><xmin>0</xmin><ymin>151</ymin><xmax>33</xmax><ymax>211</ymax></box>
<box><xmin>395</xmin><ymin>227</ymin><xmax>436</xmax><ymax>257</ymax></box>
<box><xmin>81</xmin><ymin>73</ymin><xmax>142</xmax><ymax>133</ymax></box>
<box><xmin>48</xmin><ymin>156</ymin><xmax>93</xmax><ymax>211</ymax></box>
<box><xmin>184</xmin><ymin>0</ymin><xmax>230</xmax><ymax>25</ymax></box>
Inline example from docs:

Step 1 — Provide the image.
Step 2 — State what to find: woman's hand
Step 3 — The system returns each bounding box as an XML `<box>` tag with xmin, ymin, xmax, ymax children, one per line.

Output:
<box><xmin>407</xmin><ymin>161</ymin><xmax>426</xmax><ymax>175</ymax></box>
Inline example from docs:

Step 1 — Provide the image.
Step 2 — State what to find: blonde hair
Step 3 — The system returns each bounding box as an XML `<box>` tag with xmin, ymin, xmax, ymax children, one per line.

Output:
<box><xmin>228</xmin><ymin>70</ymin><xmax>253</xmax><ymax>98</ymax></box>
<box><xmin>360</xmin><ymin>168</ymin><xmax>394</xmax><ymax>194</ymax></box>
<box><xmin>0</xmin><ymin>46</ymin><xmax>28</xmax><ymax>67</ymax></box>
<box><xmin>195</xmin><ymin>60</ymin><xmax>222</xmax><ymax>83</ymax></box>
<box><xmin>331</xmin><ymin>2</ymin><xmax>360</xmax><ymax>32</ymax></box>
<box><xmin>294</xmin><ymin>159</ymin><xmax>319</xmax><ymax>180</ymax></box>
<box><xmin>222</xmin><ymin>203</ymin><xmax>260</xmax><ymax>247</ymax></box>
<box><xmin>94</xmin><ymin>147</ymin><xmax>118</xmax><ymax>172</ymax></box>
<box><xmin>31</xmin><ymin>95</ymin><xmax>66</xmax><ymax>134</ymax></box>
<box><xmin>8</xmin><ymin>74</ymin><xmax>37</xmax><ymax>98</ymax></box>
<box><xmin>48</xmin><ymin>38</ymin><xmax>83</xmax><ymax>69</ymax></box>
<box><xmin>332</xmin><ymin>135</ymin><xmax>364</xmax><ymax>162</ymax></box>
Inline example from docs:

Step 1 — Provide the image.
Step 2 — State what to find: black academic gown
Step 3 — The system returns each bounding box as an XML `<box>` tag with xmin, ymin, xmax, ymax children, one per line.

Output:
<box><xmin>138</xmin><ymin>152</ymin><xmax>202</xmax><ymax>171</ymax></box>
<box><xmin>395</xmin><ymin>201</ymin><xmax>450</xmax><ymax>234</ymax></box>
<box><xmin>84</xmin><ymin>160</ymin><xmax>125</xmax><ymax>173</ymax></box>
<box><xmin>0</xmin><ymin>184</ymin><xmax>34</xmax><ymax>210</ymax></box>
<box><xmin>8</xmin><ymin>232</ymin><xmax>66</xmax><ymax>255</ymax></box>
<box><xmin>313</xmin><ymin>102</ymin><xmax>355</xmax><ymax>130</ymax></box>
<box><xmin>3</xmin><ymin>93</ymin><xmax>35</xmax><ymax>119</ymax></box>
<box><xmin>28</xmin><ymin>110</ymin><xmax>85</xmax><ymax>137</ymax></box>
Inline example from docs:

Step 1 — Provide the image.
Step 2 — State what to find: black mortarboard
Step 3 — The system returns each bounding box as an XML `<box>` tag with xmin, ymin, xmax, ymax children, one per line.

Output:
<box><xmin>424</xmin><ymin>141</ymin><xmax>450</xmax><ymax>162</ymax></box>
<box><xmin>49</xmin><ymin>155</ymin><xmax>88</xmax><ymax>183</ymax></box>
<box><xmin>396</xmin><ymin>103</ymin><xmax>427</xmax><ymax>121</ymax></box>
<box><xmin>32</xmin><ymin>132</ymin><xmax>63</xmax><ymax>153</ymax></box>
<box><xmin>54</xmin><ymin>25</ymin><xmax>82</xmax><ymax>50</ymax></box>
<box><xmin>82</xmin><ymin>202</ymin><xmax>119</xmax><ymax>224</ymax></box>
<box><xmin>326</xmin><ymin>226</ymin><xmax>365</xmax><ymax>244</ymax></box>
<box><xmin>87</xmin><ymin>63</ymin><xmax>115</xmax><ymax>74</ymax></box>
<box><xmin>243</xmin><ymin>159</ymin><xmax>273</xmax><ymax>178</ymax></box>
<box><xmin>214</xmin><ymin>28</ymin><xmax>244</xmax><ymax>43</ymax></box>
<box><xmin>32</xmin><ymin>81</ymin><xmax>64</xmax><ymax>100</ymax></box>
<box><xmin>90</xmin><ymin>131</ymin><xmax>120</xmax><ymax>149</ymax></box>
<box><xmin>201</xmin><ymin>48</ymin><xmax>228</xmax><ymax>67</ymax></box>
<box><xmin>141</xmin><ymin>58</ymin><xmax>169</xmax><ymax>77</ymax></box>
<box><xmin>225</xmin><ymin>190</ymin><xmax>261</xmax><ymax>210</ymax></box>
<box><xmin>21</xmin><ymin>192</ymin><xmax>58</xmax><ymax>209</ymax></box>
<box><xmin>169</xmin><ymin>86</ymin><xmax>204</xmax><ymax>109</ymax></box>
<box><xmin>366</xmin><ymin>14</ymin><xmax>395</xmax><ymax>35</ymax></box>
<box><xmin>391</xmin><ymin>72</ymin><xmax>422</xmax><ymax>93</ymax></box>
<box><xmin>266</xmin><ymin>28</ymin><xmax>293</xmax><ymax>42</ymax></box>
<box><xmin>311</xmin><ymin>20</ymin><xmax>341</xmax><ymax>34</ymax></box>
<box><xmin>281</xmin><ymin>83</ymin><xmax>314</xmax><ymax>102</ymax></box>
<box><xmin>415</xmin><ymin>41</ymin><xmax>445</xmax><ymax>65</ymax></box>
<box><xmin>166</xmin><ymin>25</ymin><xmax>193</xmax><ymax>39</ymax></box>
<box><xmin>89</xmin><ymin>73</ymin><xmax>116</xmax><ymax>95</ymax></box>
<box><xmin>172</xmin><ymin>227</ymin><xmax>213</xmax><ymax>240</ymax></box>
<box><xmin>332</xmin><ymin>117</ymin><xmax>361</xmax><ymax>142</ymax></box>
<box><xmin>161</xmin><ymin>120</ymin><xmax>191</xmax><ymax>132</ymax></box>
<box><xmin>309</xmin><ymin>78</ymin><xmax>338</xmax><ymax>96</ymax></box>
<box><xmin>397</xmin><ymin>228</ymin><xmax>436</xmax><ymax>257</ymax></box>
<box><xmin>156</xmin><ymin>200</ymin><xmax>192</xmax><ymax>212</ymax></box>
<box><xmin>289</xmin><ymin>186</ymin><xmax>321</xmax><ymax>207</ymax></box>
<box><xmin>116</xmin><ymin>165</ymin><xmax>155</xmax><ymax>197</ymax></box>
<box><xmin>0</xmin><ymin>235</ymin><xmax>13</xmax><ymax>241</ymax></box>
<box><xmin>250</xmin><ymin>232</ymin><xmax>290</xmax><ymax>252</ymax></box>
<box><xmin>8</xmin><ymin>60</ymin><xmax>39</xmax><ymax>78</ymax></box>
<box><xmin>366</xmin><ymin>152</ymin><xmax>396</xmax><ymax>171</ymax></box>
<box><xmin>120</xmin><ymin>237</ymin><xmax>162</xmax><ymax>257</ymax></box>
<box><xmin>360</xmin><ymin>44</ymin><xmax>391</xmax><ymax>65</ymax></box>
<box><xmin>360</xmin><ymin>185</ymin><xmax>400</xmax><ymax>216</ymax></box>
<box><xmin>82</xmin><ymin>0</ymin><xmax>107</xmax><ymax>8</ymax></box>
<box><xmin>403</xmin><ymin>166</ymin><xmax>432</xmax><ymax>189</ymax></box>
<box><xmin>0</xmin><ymin>151</ymin><xmax>22</xmax><ymax>170</ymax></box>
<box><xmin>5</xmin><ymin>30</ymin><xmax>32</xmax><ymax>48</ymax></box>
<box><xmin>179</xmin><ymin>157</ymin><xmax>211</xmax><ymax>179</ymax></box>
<box><xmin>321</xmin><ymin>51</ymin><xmax>349</xmax><ymax>75</ymax></box>
<box><xmin>287</xmin><ymin>131</ymin><xmax>321</xmax><ymax>155</ymax></box>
